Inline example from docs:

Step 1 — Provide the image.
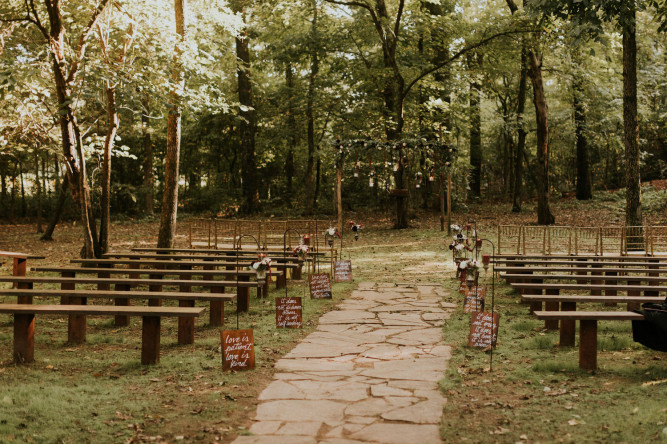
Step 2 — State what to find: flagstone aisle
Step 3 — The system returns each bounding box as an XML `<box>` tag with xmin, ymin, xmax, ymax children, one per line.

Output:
<box><xmin>233</xmin><ymin>282</ymin><xmax>456</xmax><ymax>444</ymax></box>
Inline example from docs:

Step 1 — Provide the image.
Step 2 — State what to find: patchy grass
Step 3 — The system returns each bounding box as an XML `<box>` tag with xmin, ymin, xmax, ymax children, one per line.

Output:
<box><xmin>439</xmin><ymin>258</ymin><xmax>667</xmax><ymax>443</ymax></box>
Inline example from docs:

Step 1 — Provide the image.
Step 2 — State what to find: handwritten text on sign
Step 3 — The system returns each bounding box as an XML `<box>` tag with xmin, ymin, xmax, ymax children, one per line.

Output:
<box><xmin>468</xmin><ymin>311</ymin><xmax>500</xmax><ymax>349</ymax></box>
<box><xmin>221</xmin><ymin>329</ymin><xmax>255</xmax><ymax>371</ymax></box>
<box><xmin>309</xmin><ymin>273</ymin><xmax>332</xmax><ymax>299</ymax></box>
<box><xmin>463</xmin><ymin>286</ymin><xmax>486</xmax><ymax>314</ymax></box>
<box><xmin>334</xmin><ymin>260</ymin><xmax>353</xmax><ymax>282</ymax></box>
<box><xmin>276</xmin><ymin>297</ymin><xmax>303</xmax><ymax>328</ymax></box>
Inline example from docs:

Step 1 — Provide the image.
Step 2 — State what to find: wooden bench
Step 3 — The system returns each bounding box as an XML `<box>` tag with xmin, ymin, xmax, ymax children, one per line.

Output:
<box><xmin>494</xmin><ymin>254</ymin><xmax>667</xmax><ymax>260</ymax></box>
<box><xmin>523</xmin><ymin>294</ymin><xmax>661</xmax><ymax>347</ymax></box>
<box><xmin>0</xmin><ymin>287</ymin><xmax>233</xmax><ymax>344</ymax></box>
<box><xmin>71</xmin><ymin>258</ymin><xmax>281</xmax><ymax>295</ymax></box>
<box><xmin>0</xmin><ymin>303</ymin><xmax>204</xmax><ymax>365</ymax></box>
<box><xmin>131</xmin><ymin>247</ymin><xmax>326</xmax><ymax>256</ymax></box>
<box><xmin>533</xmin><ymin>310</ymin><xmax>644</xmax><ymax>370</ymax></box>
<box><xmin>0</xmin><ymin>275</ymin><xmax>249</xmax><ymax>326</ymax></box>
<box><xmin>96</xmin><ymin>254</ymin><xmax>301</xmax><ymax>284</ymax></box>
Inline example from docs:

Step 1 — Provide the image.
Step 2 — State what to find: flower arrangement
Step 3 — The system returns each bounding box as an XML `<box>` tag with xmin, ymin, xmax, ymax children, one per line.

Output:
<box><xmin>349</xmin><ymin>222</ymin><xmax>363</xmax><ymax>241</ymax></box>
<box><xmin>250</xmin><ymin>255</ymin><xmax>272</xmax><ymax>282</ymax></box>
<box><xmin>324</xmin><ymin>227</ymin><xmax>341</xmax><ymax>247</ymax></box>
<box><xmin>293</xmin><ymin>244</ymin><xmax>309</xmax><ymax>260</ymax></box>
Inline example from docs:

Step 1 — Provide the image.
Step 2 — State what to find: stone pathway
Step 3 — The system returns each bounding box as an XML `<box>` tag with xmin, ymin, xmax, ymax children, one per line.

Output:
<box><xmin>233</xmin><ymin>282</ymin><xmax>456</xmax><ymax>444</ymax></box>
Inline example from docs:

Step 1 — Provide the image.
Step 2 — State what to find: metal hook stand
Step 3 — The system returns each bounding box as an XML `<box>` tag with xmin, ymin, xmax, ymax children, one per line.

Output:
<box><xmin>235</xmin><ymin>234</ymin><xmax>262</xmax><ymax>331</ymax></box>
<box><xmin>283</xmin><ymin>228</ymin><xmax>304</xmax><ymax>304</ymax></box>
<box><xmin>479</xmin><ymin>238</ymin><xmax>496</xmax><ymax>372</ymax></box>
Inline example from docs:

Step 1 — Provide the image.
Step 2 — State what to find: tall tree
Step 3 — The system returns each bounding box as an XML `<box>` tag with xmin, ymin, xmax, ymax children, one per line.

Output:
<box><xmin>468</xmin><ymin>52</ymin><xmax>483</xmax><ymax>197</ymax></box>
<box><xmin>304</xmin><ymin>0</ymin><xmax>320</xmax><ymax>210</ymax></box>
<box><xmin>157</xmin><ymin>0</ymin><xmax>187</xmax><ymax>248</ymax></box>
<box><xmin>573</xmin><ymin>57</ymin><xmax>593</xmax><ymax>200</ymax></box>
<box><xmin>5</xmin><ymin>0</ymin><xmax>111</xmax><ymax>256</ymax></box>
<box><xmin>512</xmin><ymin>46</ymin><xmax>528</xmax><ymax>212</ymax></box>
<box><xmin>230</xmin><ymin>0</ymin><xmax>260</xmax><ymax>214</ymax></box>
<box><xmin>142</xmin><ymin>96</ymin><xmax>154</xmax><ymax>214</ymax></box>
<box><xmin>507</xmin><ymin>0</ymin><xmax>555</xmax><ymax>224</ymax></box>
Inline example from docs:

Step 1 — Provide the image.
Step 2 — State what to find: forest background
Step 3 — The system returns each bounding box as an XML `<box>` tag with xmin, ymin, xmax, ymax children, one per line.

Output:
<box><xmin>0</xmin><ymin>0</ymin><xmax>666</xmax><ymax>256</ymax></box>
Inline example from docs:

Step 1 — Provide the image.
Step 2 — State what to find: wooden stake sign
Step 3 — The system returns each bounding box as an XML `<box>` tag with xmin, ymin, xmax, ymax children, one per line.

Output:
<box><xmin>463</xmin><ymin>286</ymin><xmax>486</xmax><ymax>314</ymax></box>
<box><xmin>221</xmin><ymin>329</ymin><xmax>255</xmax><ymax>371</ymax></box>
<box><xmin>309</xmin><ymin>273</ymin><xmax>332</xmax><ymax>299</ymax></box>
<box><xmin>334</xmin><ymin>260</ymin><xmax>353</xmax><ymax>282</ymax></box>
<box><xmin>276</xmin><ymin>297</ymin><xmax>303</xmax><ymax>328</ymax></box>
<box><xmin>468</xmin><ymin>311</ymin><xmax>500</xmax><ymax>349</ymax></box>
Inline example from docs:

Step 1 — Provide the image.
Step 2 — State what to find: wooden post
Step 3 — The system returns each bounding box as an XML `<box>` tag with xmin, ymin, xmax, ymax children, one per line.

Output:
<box><xmin>439</xmin><ymin>174</ymin><xmax>445</xmax><ymax>232</ymax></box>
<box><xmin>276</xmin><ymin>267</ymin><xmax>287</xmax><ymax>289</ymax></box>
<box><xmin>604</xmin><ymin>271</ymin><xmax>618</xmax><ymax>306</ymax></box>
<box><xmin>63</xmin><ymin>271</ymin><xmax>85</xmax><ymax>344</ymax></box>
<box><xmin>627</xmin><ymin>278</ymin><xmax>641</xmax><ymax>311</ymax></box>
<box><xmin>141</xmin><ymin>315</ymin><xmax>161</xmax><ymax>365</ymax></box>
<box><xmin>446</xmin><ymin>173</ymin><xmax>452</xmax><ymax>236</ymax></box>
<box><xmin>210</xmin><ymin>285</ymin><xmax>225</xmax><ymax>327</ymax></box>
<box><xmin>528</xmin><ymin>278</ymin><xmax>543</xmax><ymax>314</ymax></box>
<box><xmin>336</xmin><ymin>155</ymin><xmax>343</xmax><ymax>233</ymax></box>
<box><xmin>237</xmin><ymin>275</ymin><xmax>250</xmax><ymax>313</ymax></box>
<box><xmin>178</xmin><ymin>265</ymin><xmax>194</xmax><ymax>345</ymax></box>
<box><xmin>14</xmin><ymin>313</ymin><xmax>35</xmax><ymax>364</ymax></box>
<box><xmin>560</xmin><ymin>302</ymin><xmax>576</xmax><ymax>347</ymax></box>
<box><xmin>579</xmin><ymin>320</ymin><xmax>597</xmax><ymax>370</ymax></box>
<box><xmin>544</xmin><ymin>289</ymin><xmax>559</xmax><ymax>330</ymax></box>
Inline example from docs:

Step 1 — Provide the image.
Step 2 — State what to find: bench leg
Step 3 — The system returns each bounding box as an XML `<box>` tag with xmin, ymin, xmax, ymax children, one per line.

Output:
<box><xmin>276</xmin><ymin>271</ymin><xmax>286</xmax><ymax>290</ymax></box>
<box><xmin>263</xmin><ymin>278</ymin><xmax>270</xmax><ymax>298</ymax></box>
<box><xmin>114</xmin><ymin>283</ymin><xmax>131</xmax><ymax>326</ymax></box>
<box><xmin>293</xmin><ymin>264</ymin><xmax>302</xmax><ymax>280</ymax></box>
<box><xmin>178</xmin><ymin>300</ymin><xmax>195</xmax><ymax>345</ymax></box>
<box><xmin>627</xmin><ymin>279</ymin><xmax>640</xmax><ymax>311</ymax></box>
<box><xmin>560</xmin><ymin>302</ymin><xmax>576</xmax><ymax>347</ymax></box>
<box><xmin>528</xmin><ymin>278</ymin><xmax>542</xmax><ymax>314</ymax></box>
<box><xmin>14</xmin><ymin>313</ymin><xmax>35</xmax><ymax>364</ymax></box>
<box><xmin>604</xmin><ymin>271</ymin><xmax>617</xmax><ymax>306</ymax></box>
<box><xmin>237</xmin><ymin>275</ymin><xmax>250</xmax><ymax>313</ymax></box>
<box><xmin>579</xmin><ymin>319</ymin><xmax>597</xmax><ymax>370</ymax></box>
<box><xmin>141</xmin><ymin>315</ymin><xmax>161</xmax><ymax>365</ymax></box>
<box><xmin>68</xmin><ymin>297</ymin><xmax>86</xmax><ymax>344</ymax></box>
<box><xmin>545</xmin><ymin>289</ymin><xmax>559</xmax><ymax>330</ymax></box>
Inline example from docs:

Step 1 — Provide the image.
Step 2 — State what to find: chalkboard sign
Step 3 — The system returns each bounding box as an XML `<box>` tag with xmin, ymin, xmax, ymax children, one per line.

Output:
<box><xmin>463</xmin><ymin>286</ymin><xmax>486</xmax><ymax>313</ymax></box>
<box><xmin>221</xmin><ymin>329</ymin><xmax>255</xmax><ymax>371</ymax></box>
<box><xmin>309</xmin><ymin>273</ymin><xmax>332</xmax><ymax>299</ymax></box>
<box><xmin>468</xmin><ymin>311</ymin><xmax>500</xmax><ymax>349</ymax></box>
<box><xmin>334</xmin><ymin>260</ymin><xmax>353</xmax><ymax>282</ymax></box>
<box><xmin>276</xmin><ymin>297</ymin><xmax>303</xmax><ymax>328</ymax></box>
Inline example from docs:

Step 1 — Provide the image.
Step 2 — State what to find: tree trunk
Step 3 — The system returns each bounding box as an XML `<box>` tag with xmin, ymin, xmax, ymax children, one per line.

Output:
<box><xmin>512</xmin><ymin>47</ymin><xmax>528</xmax><ymax>213</ymax></box>
<box><xmin>623</xmin><ymin>4</ymin><xmax>642</xmax><ymax>227</ymax></box>
<box><xmin>573</xmin><ymin>74</ymin><xmax>592</xmax><ymax>200</ymax></box>
<box><xmin>157</xmin><ymin>0</ymin><xmax>187</xmax><ymax>249</ymax></box>
<box><xmin>19</xmin><ymin>160</ymin><xmax>26</xmax><ymax>217</ymax></box>
<box><xmin>41</xmin><ymin>179</ymin><xmax>69</xmax><ymax>241</ymax></box>
<box><xmin>468</xmin><ymin>54</ymin><xmax>482</xmax><ymax>197</ymax></box>
<box><xmin>304</xmin><ymin>0</ymin><xmax>319</xmax><ymax>211</ymax></box>
<box><xmin>10</xmin><ymin>165</ymin><xmax>16</xmax><ymax>224</ymax></box>
<box><xmin>44</xmin><ymin>0</ymin><xmax>106</xmax><ymax>258</ymax></box>
<box><xmin>313</xmin><ymin>154</ymin><xmax>321</xmax><ymax>209</ymax></box>
<box><xmin>142</xmin><ymin>96</ymin><xmax>154</xmax><ymax>214</ymax></box>
<box><xmin>35</xmin><ymin>150</ymin><xmax>43</xmax><ymax>233</ymax></box>
<box><xmin>99</xmin><ymin>82</ymin><xmax>118</xmax><ymax>253</ymax></box>
<box><xmin>527</xmin><ymin>48</ymin><xmax>555</xmax><ymax>225</ymax></box>
<box><xmin>232</xmin><ymin>2</ymin><xmax>259</xmax><ymax>214</ymax></box>
<box><xmin>285</xmin><ymin>62</ymin><xmax>296</xmax><ymax>200</ymax></box>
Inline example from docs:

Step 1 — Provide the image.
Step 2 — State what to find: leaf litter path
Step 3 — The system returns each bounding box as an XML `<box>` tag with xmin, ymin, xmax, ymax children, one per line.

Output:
<box><xmin>233</xmin><ymin>279</ymin><xmax>456</xmax><ymax>444</ymax></box>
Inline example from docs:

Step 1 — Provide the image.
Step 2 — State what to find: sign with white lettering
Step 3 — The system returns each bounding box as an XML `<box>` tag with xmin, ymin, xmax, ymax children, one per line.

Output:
<box><xmin>334</xmin><ymin>260</ymin><xmax>353</xmax><ymax>282</ymax></box>
<box><xmin>463</xmin><ymin>286</ymin><xmax>486</xmax><ymax>313</ymax></box>
<box><xmin>309</xmin><ymin>273</ymin><xmax>332</xmax><ymax>299</ymax></box>
<box><xmin>276</xmin><ymin>297</ymin><xmax>303</xmax><ymax>328</ymax></box>
<box><xmin>468</xmin><ymin>311</ymin><xmax>500</xmax><ymax>349</ymax></box>
<box><xmin>221</xmin><ymin>329</ymin><xmax>255</xmax><ymax>370</ymax></box>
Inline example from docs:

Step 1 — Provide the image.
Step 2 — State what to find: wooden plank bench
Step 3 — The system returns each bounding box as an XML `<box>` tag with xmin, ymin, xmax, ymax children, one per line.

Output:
<box><xmin>495</xmin><ymin>266</ymin><xmax>667</xmax><ymax>274</ymax></box>
<box><xmin>533</xmin><ymin>310</ymin><xmax>644</xmax><ymax>370</ymax></box>
<box><xmin>131</xmin><ymin>247</ymin><xmax>326</xmax><ymax>256</ymax></box>
<box><xmin>0</xmin><ymin>303</ymin><xmax>204</xmax><ymax>365</ymax></box>
<box><xmin>71</xmin><ymin>258</ymin><xmax>284</xmax><ymax>294</ymax></box>
<box><xmin>95</xmin><ymin>254</ymin><xmax>301</xmax><ymax>285</ymax></box>
<box><xmin>523</xmin><ymin>294</ymin><xmax>661</xmax><ymax>347</ymax></box>
<box><xmin>0</xmin><ymin>275</ymin><xmax>253</xmax><ymax>324</ymax></box>
<box><xmin>0</xmin><ymin>287</ymin><xmax>233</xmax><ymax>345</ymax></box>
<box><xmin>494</xmin><ymin>254</ymin><xmax>667</xmax><ymax>260</ymax></box>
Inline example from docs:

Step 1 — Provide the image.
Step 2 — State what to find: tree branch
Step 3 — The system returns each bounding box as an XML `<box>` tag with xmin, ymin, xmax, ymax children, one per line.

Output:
<box><xmin>393</xmin><ymin>0</ymin><xmax>405</xmax><ymax>41</ymax></box>
<box><xmin>66</xmin><ymin>0</ymin><xmax>111</xmax><ymax>84</ymax></box>
<box><xmin>506</xmin><ymin>0</ymin><xmax>519</xmax><ymax>14</ymax></box>
<box><xmin>403</xmin><ymin>28</ymin><xmax>533</xmax><ymax>100</ymax></box>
